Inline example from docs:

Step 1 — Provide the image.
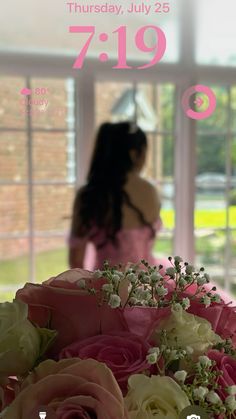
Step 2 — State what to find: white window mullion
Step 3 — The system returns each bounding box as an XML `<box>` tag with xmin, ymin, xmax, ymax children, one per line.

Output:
<box><xmin>26</xmin><ymin>77</ymin><xmax>35</xmax><ymax>282</ymax></box>
<box><xmin>174</xmin><ymin>83</ymin><xmax>196</xmax><ymax>263</ymax></box>
<box><xmin>75</xmin><ymin>76</ymin><xmax>95</xmax><ymax>188</ymax></box>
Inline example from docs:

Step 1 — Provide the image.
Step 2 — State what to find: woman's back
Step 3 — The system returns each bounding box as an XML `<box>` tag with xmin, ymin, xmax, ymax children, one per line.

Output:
<box><xmin>69</xmin><ymin>122</ymin><xmax>162</xmax><ymax>270</ymax></box>
<box><xmin>84</xmin><ymin>173</ymin><xmax>162</xmax><ymax>269</ymax></box>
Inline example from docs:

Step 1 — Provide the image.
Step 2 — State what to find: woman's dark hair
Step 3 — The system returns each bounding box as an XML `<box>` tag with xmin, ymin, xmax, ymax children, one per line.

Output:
<box><xmin>71</xmin><ymin>121</ymin><xmax>153</xmax><ymax>246</ymax></box>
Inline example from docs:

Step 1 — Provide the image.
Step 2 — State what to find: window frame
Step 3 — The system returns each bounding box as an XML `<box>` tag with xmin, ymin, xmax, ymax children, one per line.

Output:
<box><xmin>0</xmin><ymin>0</ymin><xmax>236</xmax><ymax>287</ymax></box>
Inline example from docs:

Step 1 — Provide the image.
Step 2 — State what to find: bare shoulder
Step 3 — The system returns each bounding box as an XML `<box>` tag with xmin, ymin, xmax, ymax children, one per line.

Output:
<box><xmin>125</xmin><ymin>175</ymin><xmax>161</xmax><ymax>222</ymax></box>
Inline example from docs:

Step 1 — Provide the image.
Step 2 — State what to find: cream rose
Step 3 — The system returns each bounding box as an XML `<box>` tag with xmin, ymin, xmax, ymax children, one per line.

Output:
<box><xmin>2</xmin><ymin>358</ymin><xmax>128</xmax><ymax>419</ymax></box>
<box><xmin>152</xmin><ymin>306</ymin><xmax>221</xmax><ymax>356</ymax></box>
<box><xmin>0</xmin><ymin>300</ymin><xmax>56</xmax><ymax>378</ymax></box>
<box><xmin>125</xmin><ymin>374</ymin><xmax>190</xmax><ymax>419</ymax></box>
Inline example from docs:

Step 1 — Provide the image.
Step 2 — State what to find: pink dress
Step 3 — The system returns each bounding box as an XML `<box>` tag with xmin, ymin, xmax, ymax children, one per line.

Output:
<box><xmin>69</xmin><ymin>221</ymin><xmax>235</xmax><ymax>305</ymax></box>
<box><xmin>69</xmin><ymin>219</ymin><xmax>169</xmax><ymax>271</ymax></box>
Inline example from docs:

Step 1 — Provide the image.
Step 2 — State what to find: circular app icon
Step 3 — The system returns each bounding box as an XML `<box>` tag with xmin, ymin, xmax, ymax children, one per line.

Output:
<box><xmin>182</xmin><ymin>85</ymin><xmax>216</xmax><ymax>120</ymax></box>
<box><xmin>179</xmin><ymin>405</ymin><xmax>209</xmax><ymax>419</ymax></box>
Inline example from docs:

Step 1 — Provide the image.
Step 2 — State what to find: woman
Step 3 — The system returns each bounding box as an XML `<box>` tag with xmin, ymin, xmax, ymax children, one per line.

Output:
<box><xmin>68</xmin><ymin>121</ymin><xmax>165</xmax><ymax>270</ymax></box>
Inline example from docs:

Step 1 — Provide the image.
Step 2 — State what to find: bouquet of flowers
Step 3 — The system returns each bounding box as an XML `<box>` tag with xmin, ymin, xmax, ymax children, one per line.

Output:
<box><xmin>1</xmin><ymin>257</ymin><xmax>236</xmax><ymax>418</ymax></box>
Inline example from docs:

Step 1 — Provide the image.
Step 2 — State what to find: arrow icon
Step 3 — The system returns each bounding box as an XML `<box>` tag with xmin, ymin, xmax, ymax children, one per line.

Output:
<box><xmin>194</xmin><ymin>96</ymin><xmax>204</xmax><ymax>108</ymax></box>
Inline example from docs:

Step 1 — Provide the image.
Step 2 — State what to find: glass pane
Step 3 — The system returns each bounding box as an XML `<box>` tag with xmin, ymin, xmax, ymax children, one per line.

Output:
<box><xmin>0</xmin><ymin>185</ymin><xmax>28</xmax><ymax>233</ymax></box>
<box><xmin>154</xmin><ymin>232</ymin><xmax>173</xmax><ymax>258</ymax></box>
<box><xmin>35</xmin><ymin>237</ymin><xmax>68</xmax><ymax>283</ymax></box>
<box><xmin>31</xmin><ymin>79</ymin><xmax>74</xmax><ymax>130</ymax></box>
<box><xmin>34</xmin><ymin>185</ymin><xmax>75</xmax><ymax>232</ymax></box>
<box><xmin>195</xmin><ymin>230</ymin><xmax>225</xmax><ymax>279</ymax></box>
<box><xmin>231</xmin><ymin>88</ymin><xmax>236</xmax><ymax>132</ymax></box>
<box><xmin>95</xmin><ymin>82</ymin><xmax>133</xmax><ymax>127</ymax></box>
<box><xmin>144</xmin><ymin>135</ymin><xmax>174</xmax><ymax>181</ymax></box>
<box><xmin>0</xmin><ymin>76</ymin><xmax>26</xmax><ymax>129</ymax></box>
<box><xmin>0</xmin><ymin>132</ymin><xmax>27</xmax><ymax>182</ymax></box>
<box><xmin>0</xmin><ymin>238</ymin><xmax>29</xmax><ymax>302</ymax></box>
<box><xmin>196</xmin><ymin>135</ymin><xmax>226</xmax><ymax>175</ymax></box>
<box><xmin>197</xmin><ymin>0</ymin><xmax>236</xmax><ymax>66</ymax></box>
<box><xmin>33</xmin><ymin>132</ymin><xmax>75</xmax><ymax>181</ymax></box>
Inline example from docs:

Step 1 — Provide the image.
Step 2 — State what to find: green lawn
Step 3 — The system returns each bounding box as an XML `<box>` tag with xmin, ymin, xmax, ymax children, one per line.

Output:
<box><xmin>161</xmin><ymin>206</ymin><xmax>236</xmax><ymax>229</ymax></box>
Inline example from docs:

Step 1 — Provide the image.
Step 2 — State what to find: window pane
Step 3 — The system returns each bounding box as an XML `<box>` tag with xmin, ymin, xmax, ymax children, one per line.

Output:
<box><xmin>34</xmin><ymin>185</ymin><xmax>75</xmax><ymax>232</ymax></box>
<box><xmin>0</xmin><ymin>76</ymin><xmax>26</xmax><ymax>129</ymax></box>
<box><xmin>0</xmin><ymin>186</ymin><xmax>28</xmax><ymax>233</ymax></box>
<box><xmin>231</xmin><ymin>88</ymin><xmax>236</xmax><ymax>132</ymax></box>
<box><xmin>33</xmin><ymin>132</ymin><xmax>75</xmax><ymax>181</ymax></box>
<box><xmin>0</xmin><ymin>238</ymin><xmax>29</xmax><ymax>302</ymax></box>
<box><xmin>154</xmin><ymin>232</ymin><xmax>173</xmax><ymax>258</ymax></box>
<box><xmin>35</xmin><ymin>237</ymin><xmax>68</xmax><ymax>282</ymax></box>
<box><xmin>0</xmin><ymin>132</ymin><xmax>28</xmax><ymax>182</ymax></box>
<box><xmin>195</xmin><ymin>231</ymin><xmax>225</xmax><ymax>276</ymax></box>
<box><xmin>31</xmin><ymin>79</ymin><xmax>74</xmax><ymax>130</ymax></box>
<box><xmin>197</xmin><ymin>0</ymin><xmax>236</xmax><ymax>66</ymax></box>
<box><xmin>95</xmin><ymin>82</ymin><xmax>133</xmax><ymax>127</ymax></box>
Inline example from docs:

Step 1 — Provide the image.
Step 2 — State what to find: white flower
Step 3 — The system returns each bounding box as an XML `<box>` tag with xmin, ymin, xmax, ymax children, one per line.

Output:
<box><xmin>146</xmin><ymin>352</ymin><xmax>158</xmax><ymax>364</ymax></box>
<box><xmin>174</xmin><ymin>256</ymin><xmax>183</xmax><ymax>263</ymax></box>
<box><xmin>198</xmin><ymin>355</ymin><xmax>212</xmax><ymax>368</ymax></box>
<box><xmin>212</xmin><ymin>294</ymin><xmax>221</xmax><ymax>303</ymax></box>
<box><xmin>197</xmin><ymin>277</ymin><xmax>207</xmax><ymax>286</ymax></box>
<box><xmin>102</xmin><ymin>283</ymin><xmax>113</xmax><ymax>293</ymax></box>
<box><xmin>186</xmin><ymin>346</ymin><xmax>194</xmax><ymax>354</ymax></box>
<box><xmin>156</xmin><ymin>286</ymin><xmax>168</xmax><ymax>297</ymax></box>
<box><xmin>204</xmin><ymin>273</ymin><xmax>210</xmax><ymax>282</ymax></box>
<box><xmin>225</xmin><ymin>395</ymin><xmax>236</xmax><ymax>411</ymax></box>
<box><xmin>152</xmin><ymin>306</ymin><xmax>222</xmax><ymax>357</ymax></box>
<box><xmin>174</xmin><ymin>370</ymin><xmax>187</xmax><ymax>383</ymax></box>
<box><xmin>93</xmin><ymin>269</ymin><xmax>103</xmax><ymax>278</ymax></box>
<box><xmin>112</xmin><ymin>274</ymin><xmax>120</xmax><ymax>284</ymax></box>
<box><xmin>206</xmin><ymin>391</ymin><xmax>222</xmax><ymax>405</ymax></box>
<box><xmin>166</xmin><ymin>267</ymin><xmax>176</xmax><ymax>277</ymax></box>
<box><xmin>125</xmin><ymin>375</ymin><xmax>190</xmax><ymax>419</ymax></box>
<box><xmin>150</xmin><ymin>272</ymin><xmax>162</xmax><ymax>283</ymax></box>
<box><xmin>182</xmin><ymin>297</ymin><xmax>190</xmax><ymax>310</ymax></box>
<box><xmin>129</xmin><ymin>297</ymin><xmax>138</xmax><ymax>305</ymax></box>
<box><xmin>0</xmin><ymin>301</ymin><xmax>56</xmax><ymax>378</ymax></box>
<box><xmin>193</xmin><ymin>386</ymin><xmax>209</xmax><ymax>400</ymax></box>
<box><xmin>77</xmin><ymin>279</ymin><xmax>86</xmax><ymax>289</ymax></box>
<box><xmin>127</xmin><ymin>273</ymin><xmax>136</xmax><ymax>284</ymax></box>
<box><xmin>179</xmin><ymin>278</ymin><xmax>187</xmax><ymax>287</ymax></box>
<box><xmin>148</xmin><ymin>347</ymin><xmax>160</xmax><ymax>356</ymax></box>
<box><xmin>227</xmin><ymin>386</ymin><xmax>236</xmax><ymax>396</ymax></box>
<box><xmin>202</xmin><ymin>295</ymin><xmax>211</xmax><ymax>307</ymax></box>
<box><xmin>108</xmin><ymin>294</ymin><xmax>121</xmax><ymax>308</ymax></box>
<box><xmin>185</xmin><ymin>265</ymin><xmax>194</xmax><ymax>274</ymax></box>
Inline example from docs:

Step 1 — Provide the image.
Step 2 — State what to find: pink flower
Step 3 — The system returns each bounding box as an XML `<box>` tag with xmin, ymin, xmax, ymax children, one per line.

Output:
<box><xmin>2</xmin><ymin>358</ymin><xmax>127</xmax><ymax>419</ymax></box>
<box><xmin>16</xmin><ymin>269</ymin><xmax>128</xmax><ymax>357</ymax></box>
<box><xmin>208</xmin><ymin>350</ymin><xmax>236</xmax><ymax>399</ymax></box>
<box><xmin>60</xmin><ymin>332</ymin><xmax>151</xmax><ymax>394</ymax></box>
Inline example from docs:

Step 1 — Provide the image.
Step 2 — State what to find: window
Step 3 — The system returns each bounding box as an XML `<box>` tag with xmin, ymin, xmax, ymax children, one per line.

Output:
<box><xmin>195</xmin><ymin>85</ymin><xmax>236</xmax><ymax>290</ymax></box>
<box><xmin>0</xmin><ymin>76</ymin><xmax>76</xmax><ymax>301</ymax></box>
<box><xmin>95</xmin><ymin>81</ymin><xmax>176</xmax><ymax>258</ymax></box>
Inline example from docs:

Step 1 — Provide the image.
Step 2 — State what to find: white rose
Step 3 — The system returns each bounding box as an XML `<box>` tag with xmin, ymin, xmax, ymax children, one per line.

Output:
<box><xmin>0</xmin><ymin>300</ymin><xmax>56</xmax><ymax>378</ymax></box>
<box><xmin>152</xmin><ymin>306</ymin><xmax>221</xmax><ymax>357</ymax></box>
<box><xmin>125</xmin><ymin>374</ymin><xmax>190</xmax><ymax>419</ymax></box>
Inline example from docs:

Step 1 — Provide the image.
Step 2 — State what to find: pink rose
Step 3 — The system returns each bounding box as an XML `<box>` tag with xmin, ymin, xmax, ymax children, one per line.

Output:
<box><xmin>16</xmin><ymin>269</ymin><xmax>128</xmax><ymax>356</ymax></box>
<box><xmin>60</xmin><ymin>332</ymin><xmax>150</xmax><ymax>394</ymax></box>
<box><xmin>2</xmin><ymin>359</ymin><xmax>128</xmax><ymax>419</ymax></box>
<box><xmin>208</xmin><ymin>350</ymin><xmax>236</xmax><ymax>399</ymax></box>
